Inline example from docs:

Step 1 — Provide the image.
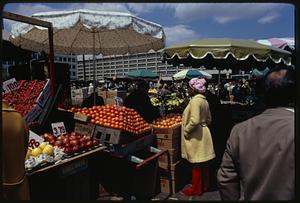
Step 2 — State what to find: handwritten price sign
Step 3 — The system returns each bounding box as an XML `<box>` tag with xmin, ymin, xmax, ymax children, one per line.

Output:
<box><xmin>51</xmin><ymin>122</ymin><xmax>67</xmax><ymax>136</ymax></box>
<box><xmin>3</xmin><ymin>78</ymin><xmax>19</xmax><ymax>94</ymax></box>
<box><xmin>29</xmin><ymin>130</ymin><xmax>45</xmax><ymax>149</ymax></box>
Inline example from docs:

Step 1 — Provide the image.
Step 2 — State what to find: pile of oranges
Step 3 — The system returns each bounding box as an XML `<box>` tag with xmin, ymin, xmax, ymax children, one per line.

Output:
<box><xmin>153</xmin><ymin>114</ymin><xmax>182</xmax><ymax>129</ymax></box>
<box><xmin>69</xmin><ymin>105</ymin><xmax>151</xmax><ymax>134</ymax></box>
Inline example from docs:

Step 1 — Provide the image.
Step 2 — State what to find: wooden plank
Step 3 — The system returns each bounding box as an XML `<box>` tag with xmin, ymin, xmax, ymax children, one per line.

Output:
<box><xmin>3</xmin><ymin>11</ymin><xmax>52</xmax><ymax>27</ymax></box>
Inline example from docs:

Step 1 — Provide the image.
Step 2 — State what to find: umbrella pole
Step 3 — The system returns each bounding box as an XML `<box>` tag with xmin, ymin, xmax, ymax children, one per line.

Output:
<box><xmin>93</xmin><ymin>29</ymin><xmax>96</xmax><ymax>106</ymax></box>
<box><xmin>217</xmin><ymin>69</ymin><xmax>221</xmax><ymax>97</ymax></box>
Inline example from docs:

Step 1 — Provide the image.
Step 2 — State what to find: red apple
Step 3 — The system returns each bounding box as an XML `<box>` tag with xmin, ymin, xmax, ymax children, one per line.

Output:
<box><xmin>92</xmin><ymin>139</ymin><xmax>99</xmax><ymax>146</ymax></box>
<box><xmin>49</xmin><ymin>139</ymin><xmax>56</xmax><ymax>145</ymax></box>
<box><xmin>84</xmin><ymin>136</ymin><xmax>91</xmax><ymax>142</ymax></box>
<box><xmin>79</xmin><ymin>138</ymin><xmax>86</xmax><ymax>143</ymax></box>
<box><xmin>70</xmin><ymin>132</ymin><xmax>76</xmax><ymax>136</ymax></box>
<box><xmin>80</xmin><ymin>143</ymin><xmax>86</xmax><ymax>151</ymax></box>
<box><xmin>62</xmin><ymin>137</ymin><xmax>70</xmax><ymax>145</ymax></box>
<box><xmin>64</xmin><ymin>147</ymin><xmax>73</xmax><ymax>155</ymax></box>
<box><xmin>69</xmin><ymin>135</ymin><xmax>76</xmax><ymax>140</ymax></box>
<box><xmin>57</xmin><ymin>135</ymin><xmax>65</xmax><ymax>141</ymax></box>
<box><xmin>55</xmin><ymin>140</ymin><xmax>63</xmax><ymax>147</ymax></box>
<box><xmin>86</xmin><ymin>141</ymin><xmax>93</xmax><ymax>149</ymax></box>
<box><xmin>70</xmin><ymin>140</ymin><xmax>79</xmax><ymax>146</ymax></box>
<box><xmin>73</xmin><ymin>145</ymin><xmax>79</xmax><ymax>153</ymax></box>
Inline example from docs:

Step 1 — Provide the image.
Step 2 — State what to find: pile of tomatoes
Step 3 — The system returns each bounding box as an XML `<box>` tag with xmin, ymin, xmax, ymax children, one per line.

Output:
<box><xmin>3</xmin><ymin>80</ymin><xmax>47</xmax><ymax>116</ymax></box>
<box><xmin>69</xmin><ymin>105</ymin><xmax>151</xmax><ymax>134</ymax></box>
<box><xmin>153</xmin><ymin>114</ymin><xmax>182</xmax><ymax>129</ymax></box>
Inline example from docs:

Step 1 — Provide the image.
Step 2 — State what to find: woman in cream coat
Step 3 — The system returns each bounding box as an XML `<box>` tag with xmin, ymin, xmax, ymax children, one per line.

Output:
<box><xmin>181</xmin><ymin>78</ymin><xmax>215</xmax><ymax>196</ymax></box>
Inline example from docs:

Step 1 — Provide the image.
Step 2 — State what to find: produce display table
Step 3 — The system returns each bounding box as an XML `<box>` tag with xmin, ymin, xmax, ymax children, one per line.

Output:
<box><xmin>27</xmin><ymin>146</ymin><xmax>106</xmax><ymax>200</ymax></box>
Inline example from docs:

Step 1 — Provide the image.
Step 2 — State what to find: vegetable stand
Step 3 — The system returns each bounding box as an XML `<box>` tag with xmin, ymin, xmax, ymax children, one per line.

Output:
<box><xmin>27</xmin><ymin>146</ymin><xmax>106</xmax><ymax>200</ymax></box>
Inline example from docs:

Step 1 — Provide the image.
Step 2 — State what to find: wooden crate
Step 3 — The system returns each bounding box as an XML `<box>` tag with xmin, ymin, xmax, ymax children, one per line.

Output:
<box><xmin>154</xmin><ymin>124</ymin><xmax>181</xmax><ymax>136</ymax></box>
<box><xmin>156</xmin><ymin>137</ymin><xmax>180</xmax><ymax>151</ymax></box>
<box><xmin>159</xmin><ymin>160</ymin><xmax>190</xmax><ymax>194</ymax></box>
<box><xmin>156</xmin><ymin>132</ymin><xmax>180</xmax><ymax>140</ymax></box>
<box><xmin>158</xmin><ymin>148</ymin><xmax>180</xmax><ymax>164</ymax></box>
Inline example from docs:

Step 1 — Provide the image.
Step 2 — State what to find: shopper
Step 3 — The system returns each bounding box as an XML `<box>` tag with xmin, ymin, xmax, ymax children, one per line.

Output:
<box><xmin>181</xmin><ymin>78</ymin><xmax>216</xmax><ymax>196</ymax></box>
<box><xmin>81</xmin><ymin>92</ymin><xmax>105</xmax><ymax>108</ymax></box>
<box><xmin>217</xmin><ymin>66</ymin><xmax>295</xmax><ymax>200</ymax></box>
<box><xmin>2</xmin><ymin>100</ymin><xmax>30</xmax><ymax>200</ymax></box>
<box><xmin>123</xmin><ymin>80</ymin><xmax>160</xmax><ymax>123</ymax></box>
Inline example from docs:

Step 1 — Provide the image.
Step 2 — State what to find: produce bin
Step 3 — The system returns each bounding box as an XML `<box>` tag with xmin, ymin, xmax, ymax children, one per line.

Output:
<box><xmin>98</xmin><ymin>146</ymin><xmax>171</xmax><ymax>200</ymax></box>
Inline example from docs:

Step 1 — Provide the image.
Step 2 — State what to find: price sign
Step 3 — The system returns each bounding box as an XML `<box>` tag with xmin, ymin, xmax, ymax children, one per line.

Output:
<box><xmin>28</xmin><ymin>130</ymin><xmax>45</xmax><ymax>149</ymax></box>
<box><xmin>51</xmin><ymin>122</ymin><xmax>67</xmax><ymax>136</ymax></box>
<box><xmin>3</xmin><ymin>78</ymin><xmax>19</xmax><ymax>93</ymax></box>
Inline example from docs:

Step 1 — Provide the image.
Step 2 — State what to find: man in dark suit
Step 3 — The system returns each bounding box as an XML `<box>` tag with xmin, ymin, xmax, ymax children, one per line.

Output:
<box><xmin>217</xmin><ymin>66</ymin><xmax>295</xmax><ymax>200</ymax></box>
<box><xmin>123</xmin><ymin>80</ymin><xmax>160</xmax><ymax>123</ymax></box>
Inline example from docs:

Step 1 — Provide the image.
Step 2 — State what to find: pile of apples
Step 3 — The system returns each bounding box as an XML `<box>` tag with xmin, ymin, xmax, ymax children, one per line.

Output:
<box><xmin>153</xmin><ymin>114</ymin><xmax>182</xmax><ymax>129</ymax></box>
<box><xmin>3</xmin><ymin>80</ymin><xmax>47</xmax><ymax>116</ymax></box>
<box><xmin>68</xmin><ymin>105</ymin><xmax>151</xmax><ymax>134</ymax></box>
<box><xmin>41</xmin><ymin>132</ymin><xmax>99</xmax><ymax>156</ymax></box>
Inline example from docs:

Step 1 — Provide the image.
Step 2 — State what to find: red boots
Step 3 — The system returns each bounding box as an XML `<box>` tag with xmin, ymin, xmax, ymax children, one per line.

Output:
<box><xmin>182</xmin><ymin>164</ymin><xmax>210</xmax><ymax>196</ymax></box>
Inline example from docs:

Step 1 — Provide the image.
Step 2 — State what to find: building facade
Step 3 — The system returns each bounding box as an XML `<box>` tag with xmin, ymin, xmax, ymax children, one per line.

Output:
<box><xmin>53</xmin><ymin>54</ymin><xmax>78</xmax><ymax>81</ymax></box>
<box><xmin>76</xmin><ymin>50</ymin><xmax>232</xmax><ymax>81</ymax></box>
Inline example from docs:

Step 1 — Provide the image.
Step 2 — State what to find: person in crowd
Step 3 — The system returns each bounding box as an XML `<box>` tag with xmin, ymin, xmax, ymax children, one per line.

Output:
<box><xmin>2</xmin><ymin>100</ymin><xmax>30</xmax><ymax>200</ymax></box>
<box><xmin>158</xmin><ymin>83</ymin><xmax>172</xmax><ymax>96</ymax></box>
<box><xmin>81</xmin><ymin>92</ymin><xmax>105</xmax><ymax>108</ymax></box>
<box><xmin>123</xmin><ymin>80</ymin><xmax>160</xmax><ymax>123</ymax></box>
<box><xmin>217</xmin><ymin>66</ymin><xmax>295</xmax><ymax>200</ymax></box>
<box><xmin>181</xmin><ymin>78</ymin><xmax>215</xmax><ymax>196</ymax></box>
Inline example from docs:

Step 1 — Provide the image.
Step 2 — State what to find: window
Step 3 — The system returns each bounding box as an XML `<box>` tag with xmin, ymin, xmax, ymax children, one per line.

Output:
<box><xmin>68</xmin><ymin>58</ymin><xmax>71</xmax><ymax>62</ymax></box>
<box><xmin>59</xmin><ymin>57</ymin><xmax>62</xmax><ymax>61</ymax></box>
<box><xmin>72</xmin><ymin>58</ymin><xmax>75</xmax><ymax>62</ymax></box>
<box><xmin>72</xmin><ymin>72</ymin><xmax>76</xmax><ymax>76</ymax></box>
<box><xmin>63</xmin><ymin>57</ymin><xmax>67</xmax><ymax>62</ymax></box>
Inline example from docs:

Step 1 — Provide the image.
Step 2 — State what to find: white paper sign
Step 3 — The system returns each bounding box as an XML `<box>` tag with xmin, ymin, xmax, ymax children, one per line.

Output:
<box><xmin>51</xmin><ymin>122</ymin><xmax>67</xmax><ymax>136</ymax></box>
<box><xmin>28</xmin><ymin>130</ymin><xmax>45</xmax><ymax>149</ymax></box>
<box><xmin>3</xmin><ymin>78</ymin><xmax>19</xmax><ymax>93</ymax></box>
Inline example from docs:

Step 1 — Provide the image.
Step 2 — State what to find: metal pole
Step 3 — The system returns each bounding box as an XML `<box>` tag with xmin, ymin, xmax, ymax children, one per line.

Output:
<box><xmin>82</xmin><ymin>54</ymin><xmax>86</xmax><ymax>81</ymax></box>
<box><xmin>48</xmin><ymin>26</ymin><xmax>54</xmax><ymax>96</ymax></box>
<box><xmin>93</xmin><ymin>29</ymin><xmax>96</xmax><ymax>106</ymax></box>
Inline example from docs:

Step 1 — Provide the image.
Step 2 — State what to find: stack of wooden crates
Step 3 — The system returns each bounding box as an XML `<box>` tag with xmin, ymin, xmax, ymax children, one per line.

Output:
<box><xmin>154</xmin><ymin>125</ymin><xmax>190</xmax><ymax>195</ymax></box>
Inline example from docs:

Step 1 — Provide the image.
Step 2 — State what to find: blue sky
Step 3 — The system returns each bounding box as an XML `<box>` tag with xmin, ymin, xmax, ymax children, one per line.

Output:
<box><xmin>3</xmin><ymin>3</ymin><xmax>295</xmax><ymax>46</ymax></box>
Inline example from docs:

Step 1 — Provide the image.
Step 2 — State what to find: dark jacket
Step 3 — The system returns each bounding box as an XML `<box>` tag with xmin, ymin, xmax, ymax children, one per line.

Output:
<box><xmin>123</xmin><ymin>90</ymin><xmax>160</xmax><ymax>123</ymax></box>
<box><xmin>81</xmin><ymin>94</ymin><xmax>104</xmax><ymax>108</ymax></box>
<box><xmin>217</xmin><ymin>107</ymin><xmax>294</xmax><ymax>200</ymax></box>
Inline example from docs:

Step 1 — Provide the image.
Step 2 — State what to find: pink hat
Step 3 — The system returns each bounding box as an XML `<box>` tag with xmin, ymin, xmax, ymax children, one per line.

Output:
<box><xmin>189</xmin><ymin>78</ymin><xmax>206</xmax><ymax>94</ymax></box>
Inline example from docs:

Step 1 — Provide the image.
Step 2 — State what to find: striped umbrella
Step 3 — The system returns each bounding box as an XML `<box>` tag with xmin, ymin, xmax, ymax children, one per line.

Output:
<box><xmin>173</xmin><ymin>69</ymin><xmax>212</xmax><ymax>80</ymax></box>
<box><xmin>257</xmin><ymin>38</ymin><xmax>294</xmax><ymax>50</ymax></box>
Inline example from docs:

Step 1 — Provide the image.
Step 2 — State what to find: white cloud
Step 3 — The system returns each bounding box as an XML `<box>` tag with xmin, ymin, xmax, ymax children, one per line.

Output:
<box><xmin>127</xmin><ymin>3</ymin><xmax>174</xmax><ymax>15</ymax></box>
<box><xmin>164</xmin><ymin>25</ymin><xmax>199</xmax><ymax>46</ymax></box>
<box><xmin>172</xmin><ymin>3</ymin><xmax>284</xmax><ymax>24</ymax></box>
<box><xmin>258</xmin><ymin>12</ymin><xmax>280</xmax><ymax>24</ymax></box>
<box><xmin>3</xmin><ymin>3</ymin><xmax>58</xmax><ymax>33</ymax></box>
<box><xmin>67</xmin><ymin>3</ymin><xmax>130</xmax><ymax>13</ymax></box>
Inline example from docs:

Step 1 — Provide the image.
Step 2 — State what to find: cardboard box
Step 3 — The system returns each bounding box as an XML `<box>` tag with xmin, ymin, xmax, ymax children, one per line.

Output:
<box><xmin>154</xmin><ymin>124</ymin><xmax>181</xmax><ymax>136</ymax></box>
<box><xmin>105</xmin><ymin>98</ymin><xmax>116</xmax><ymax>106</ymax></box>
<box><xmin>74</xmin><ymin>122</ymin><xmax>95</xmax><ymax>137</ymax></box>
<box><xmin>158</xmin><ymin>148</ymin><xmax>180</xmax><ymax>164</ymax></box>
<box><xmin>156</xmin><ymin>137</ymin><xmax>180</xmax><ymax>151</ymax></box>
<box><xmin>106</xmin><ymin>90</ymin><xmax>127</xmax><ymax>100</ymax></box>
<box><xmin>98</xmin><ymin>90</ymin><xmax>107</xmax><ymax>99</ymax></box>
<box><xmin>74</xmin><ymin>113</ymin><xmax>90</xmax><ymax>122</ymax></box>
<box><xmin>93</xmin><ymin>125</ymin><xmax>131</xmax><ymax>144</ymax></box>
